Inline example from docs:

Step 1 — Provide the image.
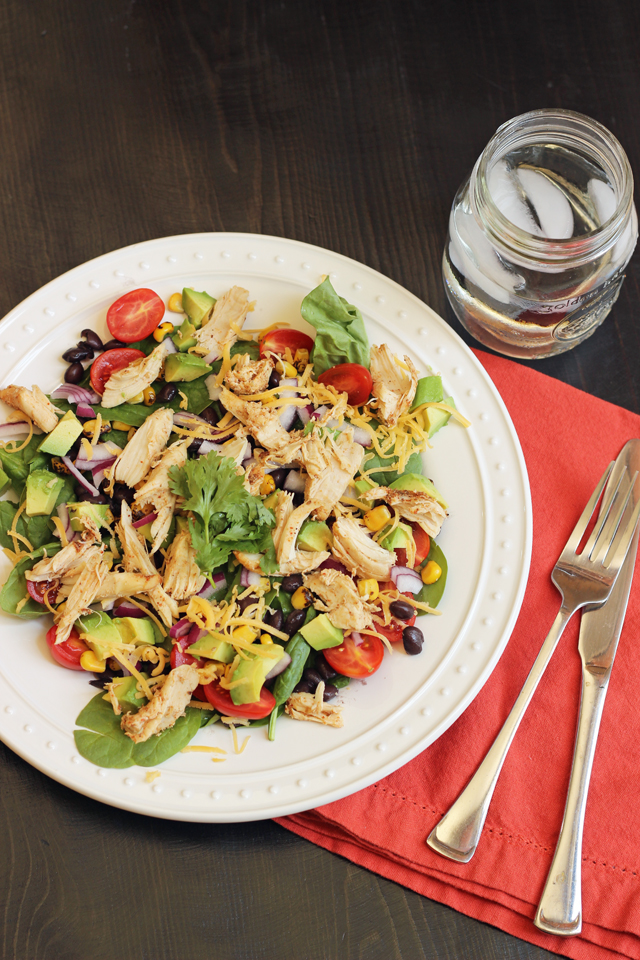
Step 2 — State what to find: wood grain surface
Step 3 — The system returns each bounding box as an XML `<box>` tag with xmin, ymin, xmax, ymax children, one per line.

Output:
<box><xmin>0</xmin><ymin>0</ymin><xmax>638</xmax><ymax>957</ymax></box>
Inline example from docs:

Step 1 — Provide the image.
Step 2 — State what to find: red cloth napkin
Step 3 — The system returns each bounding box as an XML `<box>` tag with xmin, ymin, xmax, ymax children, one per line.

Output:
<box><xmin>276</xmin><ymin>349</ymin><xmax>640</xmax><ymax>960</ymax></box>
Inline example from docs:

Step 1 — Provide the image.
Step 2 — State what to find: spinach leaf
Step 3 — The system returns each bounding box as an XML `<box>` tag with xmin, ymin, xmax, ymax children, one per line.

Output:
<box><xmin>363</xmin><ymin>450</ymin><xmax>423</xmax><ymax>486</ymax></box>
<box><xmin>0</xmin><ymin>543</ymin><xmax>61</xmax><ymax>618</ymax></box>
<box><xmin>0</xmin><ymin>435</ymin><xmax>44</xmax><ymax>494</ymax></box>
<box><xmin>415</xmin><ymin>541</ymin><xmax>448</xmax><ymax>608</ymax></box>
<box><xmin>90</xmin><ymin>373</ymin><xmax>213</xmax><ymax>425</ymax></box>
<box><xmin>332</xmin><ymin>675</ymin><xmax>350</xmax><ymax>689</ymax></box>
<box><xmin>301</xmin><ymin>277</ymin><xmax>370</xmax><ymax>375</ymax></box>
<box><xmin>73</xmin><ymin>692</ymin><xmax>207</xmax><ymax>768</ymax></box>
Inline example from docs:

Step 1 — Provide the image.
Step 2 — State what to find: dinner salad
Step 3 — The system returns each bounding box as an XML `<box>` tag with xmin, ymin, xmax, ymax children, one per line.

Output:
<box><xmin>0</xmin><ymin>277</ymin><xmax>467</xmax><ymax>768</ymax></box>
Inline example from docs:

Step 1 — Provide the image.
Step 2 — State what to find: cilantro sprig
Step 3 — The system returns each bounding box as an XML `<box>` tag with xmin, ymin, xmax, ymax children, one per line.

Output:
<box><xmin>168</xmin><ymin>452</ymin><xmax>277</xmax><ymax>575</ymax></box>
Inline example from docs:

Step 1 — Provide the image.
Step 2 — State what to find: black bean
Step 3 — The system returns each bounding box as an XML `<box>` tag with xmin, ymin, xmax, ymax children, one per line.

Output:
<box><xmin>292</xmin><ymin>491</ymin><xmax>305</xmax><ymax>507</ymax></box>
<box><xmin>263</xmin><ymin>609</ymin><xmax>284</xmax><ymax>633</ymax></box>
<box><xmin>155</xmin><ymin>382</ymin><xmax>178</xmax><ymax>404</ymax></box>
<box><xmin>64</xmin><ymin>362</ymin><xmax>84</xmax><ymax>384</ymax></box>
<box><xmin>303</xmin><ymin>668</ymin><xmax>324</xmax><ymax>689</ymax></box>
<box><xmin>188</xmin><ymin>437</ymin><xmax>204</xmax><ymax>455</ymax></box>
<box><xmin>75</xmin><ymin>490</ymin><xmax>109</xmax><ymax>504</ymax></box>
<box><xmin>402</xmin><ymin>625</ymin><xmax>424</xmax><ymax>655</ymax></box>
<box><xmin>317</xmin><ymin>658</ymin><xmax>336</xmax><ymax>682</ymax></box>
<box><xmin>284</xmin><ymin>608</ymin><xmax>306</xmax><ymax>636</ymax></box>
<box><xmin>268</xmin><ymin>370</ymin><xmax>281</xmax><ymax>389</ymax></box>
<box><xmin>75</xmin><ymin>341</ymin><xmax>94</xmax><ymax>359</ymax></box>
<box><xmin>323</xmin><ymin>683</ymin><xmax>338</xmax><ymax>701</ymax></box>
<box><xmin>269</xmin><ymin>467</ymin><xmax>289</xmax><ymax>489</ymax></box>
<box><xmin>81</xmin><ymin>329</ymin><xmax>103</xmax><ymax>349</ymax></box>
<box><xmin>62</xmin><ymin>346</ymin><xmax>90</xmax><ymax>363</ymax></box>
<box><xmin>293</xmin><ymin>680</ymin><xmax>313</xmax><ymax>694</ymax></box>
<box><xmin>198</xmin><ymin>406</ymin><xmax>217</xmax><ymax>425</ymax></box>
<box><xmin>389</xmin><ymin>599</ymin><xmax>415</xmax><ymax>621</ymax></box>
<box><xmin>109</xmin><ymin>483</ymin><xmax>134</xmax><ymax>516</ymax></box>
<box><xmin>281</xmin><ymin>573</ymin><xmax>303</xmax><ymax>594</ymax></box>
<box><xmin>237</xmin><ymin>594</ymin><xmax>257</xmax><ymax>613</ymax></box>
<box><xmin>103</xmin><ymin>338</ymin><xmax>126</xmax><ymax>351</ymax></box>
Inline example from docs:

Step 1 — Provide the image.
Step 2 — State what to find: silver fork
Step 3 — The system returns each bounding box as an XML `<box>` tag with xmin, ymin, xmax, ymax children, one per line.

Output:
<box><xmin>426</xmin><ymin>452</ymin><xmax>640</xmax><ymax>864</ymax></box>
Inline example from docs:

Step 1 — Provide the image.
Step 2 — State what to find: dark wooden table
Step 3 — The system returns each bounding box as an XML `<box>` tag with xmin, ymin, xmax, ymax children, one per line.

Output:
<box><xmin>0</xmin><ymin>1</ymin><xmax>637</xmax><ymax>957</ymax></box>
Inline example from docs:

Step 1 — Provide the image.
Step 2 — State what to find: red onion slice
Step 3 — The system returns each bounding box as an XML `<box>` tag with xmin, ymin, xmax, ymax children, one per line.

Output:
<box><xmin>54</xmin><ymin>503</ymin><xmax>72</xmax><ymax>541</ymax></box>
<box><xmin>132</xmin><ymin>511</ymin><xmax>158</xmax><ymax>529</ymax></box>
<box><xmin>265</xmin><ymin>652</ymin><xmax>291</xmax><ymax>680</ymax></box>
<box><xmin>279</xmin><ymin>405</ymin><xmax>299</xmax><ymax>431</ymax></box>
<box><xmin>198</xmin><ymin>440</ymin><xmax>222</xmax><ymax>455</ymax></box>
<box><xmin>319</xmin><ymin>557</ymin><xmax>349</xmax><ymax>575</ymax></box>
<box><xmin>62</xmin><ymin>456</ymin><xmax>100</xmax><ymax>496</ymax></box>
<box><xmin>51</xmin><ymin>384</ymin><xmax>100</xmax><ymax>404</ymax></box>
<box><xmin>76</xmin><ymin>402</ymin><xmax>95</xmax><ymax>419</ymax></box>
<box><xmin>0</xmin><ymin>421</ymin><xmax>43</xmax><ymax>438</ymax></box>
<box><xmin>240</xmin><ymin>567</ymin><xmax>262</xmax><ymax>588</ymax></box>
<box><xmin>198</xmin><ymin>573</ymin><xmax>226</xmax><ymax>598</ymax></box>
<box><xmin>187</xmin><ymin>624</ymin><xmax>208</xmax><ymax>644</ymax></box>
<box><xmin>390</xmin><ymin>565</ymin><xmax>423</xmax><ymax>595</ymax></box>
<box><xmin>113</xmin><ymin>602</ymin><xmax>148</xmax><ymax>619</ymax></box>
<box><xmin>310</xmin><ymin>405</ymin><xmax>329</xmax><ymax>421</ymax></box>
<box><xmin>169</xmin><ymin>618</ymin><xmax>194</xmax><ymax>639</ymax></box>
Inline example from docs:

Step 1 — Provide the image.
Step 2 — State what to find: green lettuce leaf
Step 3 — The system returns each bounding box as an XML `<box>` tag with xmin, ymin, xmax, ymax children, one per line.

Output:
<box><xmin>362</xmin><ymin>450</ymin><xmax>423</xmax><ymax>486</ymax></box>
<box><xmin>301</xmin><ymin>277</ymin><xmax>370</xmax><ymax>374</ymax></box>
<box><xmin>0</xmin><ymin>542</ymin><xmax>61</xmax><ymax>618</ymax></box>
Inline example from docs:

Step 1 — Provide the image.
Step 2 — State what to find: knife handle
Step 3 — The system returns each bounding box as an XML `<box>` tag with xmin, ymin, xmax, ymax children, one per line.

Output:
<box><xmin>534</xmin><ymin>667</ymin><xmax>608</xmax><ymax>936</ymax></box>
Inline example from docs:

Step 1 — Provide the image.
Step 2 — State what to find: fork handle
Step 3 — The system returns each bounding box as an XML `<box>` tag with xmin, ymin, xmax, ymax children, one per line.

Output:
<box><xmin>427</xmin><ymin>604</ymin><xmax>574</xmax><ymax>863</ymax></box>
<box><xmin>534</xmin><ymin>666</ymin><xmax>608</xmax><ymax>936</ymax></box>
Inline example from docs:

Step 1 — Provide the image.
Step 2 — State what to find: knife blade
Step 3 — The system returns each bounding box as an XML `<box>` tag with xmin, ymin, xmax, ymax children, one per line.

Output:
<box><xmin>534</xmin><ymin>440</ymin><xmax>640</xmax><ymax>936</ymax></box>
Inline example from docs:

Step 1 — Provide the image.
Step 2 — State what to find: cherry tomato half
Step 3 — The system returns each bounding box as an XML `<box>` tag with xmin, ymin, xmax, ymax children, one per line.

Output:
<box><xmin>106</xmin><ymin>288</ymin><xmax>165</xmax><ymax>343</ymax></box>
<box><xmin>204</xmin><ymin>680</ymin><xmax>275</xmax><ymax>719</ymax></box>
<box><xmin>26</xmin><ymin>579</ymin><xmax>59</xmax><ymax>606</ymax></box>
<box><xmin>259</xmin><ymin>328</ymin><xmax>314</xmax><ymax>359</ymax></box>
<box><xmin>45</xmin><ymin>625</ymin><xmax>88</xmax><ymax>671</ymax></box>
<box><xmin>324</xmin><ymin>632</ymin><xmax>384</xmax><ymax>677</ymax></box>
<box><xmin>411</xmin><ymin>525</ymin><xmax>431</xmax><ymax>567</ymax></box>
<box><xmin>170</xmin><ymin>635</ymin><xmax>207</xmax><ymax>702</ymax></box>
<box><xmin>317</xmin><ymin>363</ymin><xmax>372</xmax><ymax>406</ymax></box>
<box><xmin>90</xmin><ymin>347</ymin><xmax>145</xmax><ymax>395</ymax></box>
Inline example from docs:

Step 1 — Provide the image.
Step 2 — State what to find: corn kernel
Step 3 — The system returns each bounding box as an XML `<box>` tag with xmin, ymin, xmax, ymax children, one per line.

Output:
<box><xmin>291</xmin><ymin>586</ymin><xmax>312</xmax><ymax>609</ymax></box>
<box><xmin>275</xmin><ymin>358</ymin><xmax>297</xmax><ymax>378</ymax></box>
<box><xmin>129</xmin><ymin>392</ymin><xmax>144</xmax><ymax>404</ymax></box>
<box><xmin>51</xmin><ymin>457</ymin><xmax>71</xmax><ymax>474</ymax></box>
<box><xmin>80</xmin><ymin>650</ymin><xmax>106</xmax><ymax>673</ymax></box>
<box><xmin>82</xmin><ymin>418</ymin><xmax>110</xmax><ymax>437</ymax></box>
<box><xmin>260</xmin><ymin>633</ymin><xmax>273</xmax><ymax>645</ymax></box>
<box><xmin>421</xmin><ymin>560</ymin><xmax>442</xmax><ymax>585</ymax></box>
<box><xmin>112</xmin><ymin>421</ymin><xmax>131</xmax><ymax>432</ymax></box>
<box><xmin>127</xmin><ymin>427</ymin><xmax>137</xmax><ymax>442</ymax></box>
<box><xmin>153</xmin><ymin>320</ymin><xmax>174</xmax><ymax>342</ymax></box>
<box><xmin>363</xmin><ymin>505</ymin><xmax>392</xmax><ymax>532</ymax></box>
<box><xmin>294</xmin><ymin>347</ymin><xmax>309</xmax><ymax>366</ymax></box>
<box><xmin>167</xmin><ymin>293</ymin><xmax>183</xmax><ymax>313</ymax></box>
<box><xmin>232</xmin><ymin>625</ymin><xmax>258</xmax><ymax>644</ymax></box>
<box><xmin>260</xmin><ymin>474</ymin><xmax>276</xmax><ymax>496</ymax></box>
<box><xmin>357</xmin><ymin>579</ymin><xmax>379</xmax><ymax>601</ymax></box>
<box><xmin>143</xmin><ymin>385</ymin><xmax>156</xmax><ymax>406</ymax></box>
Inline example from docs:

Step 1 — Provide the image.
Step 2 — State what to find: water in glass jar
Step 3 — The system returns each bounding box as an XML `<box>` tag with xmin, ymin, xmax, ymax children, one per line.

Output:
<box><xmin>444</xmin><ymin>139</ymin><xmax>637</xmax><ymax>358</ymax></box>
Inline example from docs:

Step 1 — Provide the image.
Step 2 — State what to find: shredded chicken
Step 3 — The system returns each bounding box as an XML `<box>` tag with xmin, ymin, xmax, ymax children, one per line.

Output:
<box><xmin>133</xmin><ymin>438</ymin><xmax>190</xmax><ymax>553</ymax></box>
<box><xmin>304</xmin><ymin>568</ymin><xmax>373</xmax><ymax>631</ymax></box>
<box><xmin>243</xmin><ymin>460</ymin><xmax>265</xmax><ymax>496</ymax></box>
<box><xmin>27</xmin><ymin>519</ymin><xmax>102</xmax><ymax>582</ymax></box>
<box><xmin>117</xmin><ymin>501</ymin><xmax>178</xmax><ymax>626</ymax></box>
<box><xmin>225</xmin><ymin>353</ymin><xmax>273</xmax><ymax>395</ymax></box>
<box><xmin>101</xmin><ymin>340</ymin><xmax>171</xmax><ymax>408</ymax></box>
<box><xmin>298</xmin><ymin>428</ymin><xmax>364</xmax><ymax>521</ymax></box>
<box><xmin>220</xmin><ymin>433</ymin><xmax>250</xmax><ymax>466</ymax></box>
<box><xmin>219</xmin><ymin>387</ymin><xmax>294</xmax><ymax>455</ymax></box>
<box><xmin>331</xmin><ymin>516</ymin><xmax>396</xmax><ymax>580</ymax></box>
<box><xmin>121</xmin><ymin>664</ymin><xmax>200</xmax><ymax>742</ymax></box>
<box><xmin>274</xmin><ymin>492</ymin><xmax>329</xmax><ymax>575</ymax></box>
<box><xmin>58</xmin><ymin>571</ymin><xmax>161</xmax><ymax>600</ymax></box>
<box><xmin>365</xmin><ymin>486</ymin><xmax>448</xmax><ymax>537</ymax></box>
<box><xmin>286</xmin><ymin>684</ymin><xmax>343</xmax><ymax>727</ymax></box>
<box><xmin>0</xmin><ymin>384</ymin><xmax>61</xmax><ymax>433</ymax></box>
<box><xmin>163</xmin><ymin>528</ymin><xmax>206</xmax><ymax>600</ymax></box>
<box><xmin>369</xmin><ymin>344</ymin><xmax>418</xmax><ymax>427</ymax></box>
<box><xmin>112</xmin><ymin>407</ymin><xmax>173</xmax><ymax>487</ymax></box>
<box><xmin>53</xmin><ymin>552</ymin><xmax>109</xmax><ymax>642</ymax></box>
<box><xmin>193</xmin><ymin>286</ymin><xmax>254</xmax><ymax>361</ymax></box>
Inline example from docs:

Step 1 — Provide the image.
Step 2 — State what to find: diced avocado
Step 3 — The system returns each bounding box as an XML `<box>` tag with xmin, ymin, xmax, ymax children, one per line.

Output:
<box><xmin>172</xmin><ymin>316</ymin><xmax>198</xmax><ymax>352</ymax></box>
<box><xmin>164</xmin><ymin>353</ymin><xmax>213</xmax><ymax>383</ymax></box>
<box><xmin>0</xmin><ymin>468</ymin><xmax>10</xmax><ymax>497</ymax></box>
<box><xmin>424</xmin><ymin>395</ymin><xmax>455</xmax><ymax>438</ymax></box>
<box><xmin>354</xmin><ymin>476</ymin><xmax>375</xmax><ymax>509</ymax></box>
<box><xmin>188</xmin><ymin>634</ymin><xmax>235</xmax><ymax>663</ymax></box>
<box><xmin>411</xmin><ymin>375</ymin><xmax>444</xmax><ymax>409</ymax></box>
<box><xmin>113</xmin><ymin>616</ymin><xmax>156</xmax><ymax>647</ymax></box>
<box><xmin>67</xmin><ymin>501</ymin><xmax>112</xmax><ymax>532</ymax></box>
<box><xmin>182</xmin><ymin>288</ymin><xmax>216</xmax><ymax>328</ymax></box>
<box><xmin>389</xmin><ymin>472</ymin><xmax>448</xmax><ymax>509</ymax></box>
<box><xmin>381</xmin><ymin>521</ymin><xmax>413</xmax><ymax>552</ymax></box>
<box><xmin>263</xmin><ymin>491</ymin><xmax>278</xmax><ymax>511</ymax></box>
<box><xmin>230</xmin><ymin>644</ymin><xmax>285</xmax><ymax>705</ymax></box>
<box><xmin>109</xmin><ymin>675</ymin><xmax>148</xmax><ymax>714</ymax></box>
<box><xmin>300</xmin><ymin>613</ymin><xmax>343</xmax><ymax>651</ymax></box>
<box><xmin>38</xmin><ymin>410</ymin><xmax>83</xmax><ymax>456</ymax></box>
<box><xmin>25</xmin><ymin>470</ymin><xmax>64</xmax><ymax>517</ymax></box>
<box><xmin>297</xmin><ymin>520</ymin><xmax>333</xmax><ymax>552</ymax></box>
<box><xmin>76</xmin><ymin>611</ymin><xmax>124</xmax><ymax>661</ymax></box>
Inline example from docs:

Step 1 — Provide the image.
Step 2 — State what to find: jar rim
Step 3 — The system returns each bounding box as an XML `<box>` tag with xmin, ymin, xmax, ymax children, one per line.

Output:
<box><xmin>470</xmin><ymin>108</ymin><xmax>635</xmax><ymax>268</ymax></box>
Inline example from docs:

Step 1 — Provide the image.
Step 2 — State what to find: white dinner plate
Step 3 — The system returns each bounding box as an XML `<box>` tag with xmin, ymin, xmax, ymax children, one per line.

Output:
<box><xmin>0</xmin><ymin>233</ymin><xmax>531</xmax><ymax>821</ymax></box>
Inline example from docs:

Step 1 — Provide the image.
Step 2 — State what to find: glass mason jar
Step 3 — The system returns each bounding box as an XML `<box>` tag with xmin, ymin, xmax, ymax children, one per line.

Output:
<box><xmin>443</xmin><ymin>109</ymin><xmax>638</xmax><ymax>359</ymax></box>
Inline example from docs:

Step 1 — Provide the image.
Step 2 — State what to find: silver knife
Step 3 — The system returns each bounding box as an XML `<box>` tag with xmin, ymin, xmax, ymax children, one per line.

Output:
<box><xmin>534</xmin><ymin>439</ymin><xmax>640</xmax><ymax>936</ymax></box>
